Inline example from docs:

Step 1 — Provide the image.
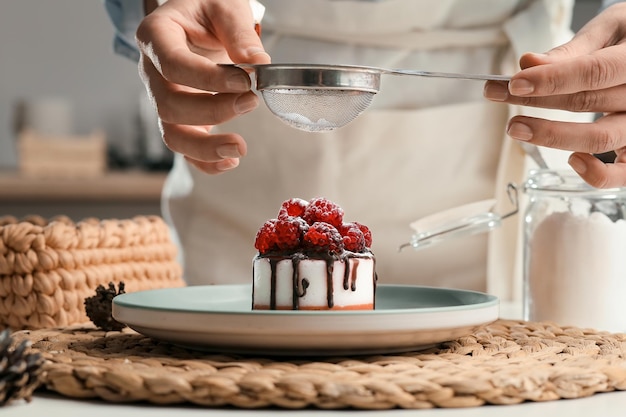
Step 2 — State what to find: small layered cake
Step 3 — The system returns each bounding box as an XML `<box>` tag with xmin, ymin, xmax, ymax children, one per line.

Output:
<box><xmin>252</xmin><ymin>197</ymin><xmax>376</xmax><ymax>310</ymax></box>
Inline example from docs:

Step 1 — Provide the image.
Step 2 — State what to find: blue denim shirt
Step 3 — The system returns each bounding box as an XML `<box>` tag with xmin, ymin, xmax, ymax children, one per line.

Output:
<box><xmin>602</xmin><ymin>0</ymin><xmax>622</xmax><ymax>8</ymax></box>
<box><xmin>104</xmin><ymin>0</ymin><xmax>144</xmax><ymax>62</ymax></box>
<box><xmin>104</xmin><ymin>0</ymin><xmax>618</xmax><ymax>63</ymax></box>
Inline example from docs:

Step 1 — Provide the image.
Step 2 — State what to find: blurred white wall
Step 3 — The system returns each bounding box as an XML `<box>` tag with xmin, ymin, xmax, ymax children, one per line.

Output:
<box><xmin>0</xmin><ymin>0</ymin><xmax>603</xmax><ymax>169</ymax></box>
<box><xmin>0</xmin><ymin>0</ymin><xmax>145</xmax><ymax>169</ymax></box>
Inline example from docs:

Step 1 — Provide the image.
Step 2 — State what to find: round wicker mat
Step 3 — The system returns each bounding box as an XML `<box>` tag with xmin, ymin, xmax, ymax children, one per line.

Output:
<box><xmin>11</xmin><ymin>319</ymin><xmax>626</xmax><ymax>409</ymax></box>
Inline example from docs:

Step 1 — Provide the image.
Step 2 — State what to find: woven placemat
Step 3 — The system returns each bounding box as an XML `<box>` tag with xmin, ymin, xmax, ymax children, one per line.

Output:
<box><xmin>11</xmin><ymin>319</ymin><xmax>626</xmax><ymax>409</ymax></box>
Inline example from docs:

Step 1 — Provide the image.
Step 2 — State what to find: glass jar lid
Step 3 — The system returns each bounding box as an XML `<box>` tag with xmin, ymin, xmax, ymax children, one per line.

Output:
<box><xmin>524</xmin><ymin>169</ymin><xmax>626</xmax><ymax>196</ymax></box>
<box><xmin>400</xmin><ymin>184</ymin><xmax>519</xmax><ymax>251</ymax></box>
<box><xmin>524</xmin><ymin>169</ymin><xmax>626</xmax><ymax>222</ymax></box>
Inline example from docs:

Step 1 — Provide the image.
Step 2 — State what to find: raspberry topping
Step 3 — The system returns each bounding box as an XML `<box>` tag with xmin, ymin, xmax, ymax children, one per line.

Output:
<box><xmin>302</xmin><ymin>197</ymin><xmax>344</xmax><ymax>228</ymax></box>
<box><xmin>254</xmin><ymin>197</ymin><xmax>371</xmax><ymax>255</ymax></box>
<box><xmin>353</xmin><ymin>221</ymin><xmax>372</xmax><ymax>247</ymax></box>
<box><xmin>303</xmin><ymin>222</ymin><xmax>344</xmax><ymax>253</ymax></box>
<box><xmin>254</xmin><ymin>219</ymin><xmax>279</xmax><ymax>254</ymax></box>
<box><xmin>278</xmin><ymin>198</ymin><xmax>309</xmax><ymax>219</ymax></box>
<box><xmin>274</xmin><ymin>216</ymin><xmax>309</xmax><ymax>251</ymax></box>
<box><xmin>339</xmin><ymin>222</ymin><xmax>366</xmax><ymax>252</ymax></box>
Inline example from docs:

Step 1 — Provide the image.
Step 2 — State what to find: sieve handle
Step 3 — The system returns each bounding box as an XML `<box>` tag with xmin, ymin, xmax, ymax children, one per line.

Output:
<box><xmin>384</xmin><ymin>68</ymin><xmax>511</xmax><ymax>82</ymax></box>
<box><xmin>224</xmin><ymin>63</ymin><xmax>510</xmax><ymax>82</ymax></box>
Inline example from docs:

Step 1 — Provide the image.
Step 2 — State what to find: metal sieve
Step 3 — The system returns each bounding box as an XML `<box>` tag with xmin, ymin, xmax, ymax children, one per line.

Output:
<box><xmin>235</xmin><ymin>64</ymin><xmax>511</xmax><ymax>132</ymax></box>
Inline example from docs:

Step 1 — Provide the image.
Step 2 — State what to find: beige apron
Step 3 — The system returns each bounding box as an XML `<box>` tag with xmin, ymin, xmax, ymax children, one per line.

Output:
<box><xmin>162</xmin><ymin>0</ymin><xmax>584</xmax><ymax>306</ymax></box>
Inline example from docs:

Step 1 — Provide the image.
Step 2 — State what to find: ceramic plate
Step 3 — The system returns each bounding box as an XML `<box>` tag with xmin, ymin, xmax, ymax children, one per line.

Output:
<box><xmin>112</xmin><ymin>284</ymin><xmax>498</xmax><ymax>356</ymax></box>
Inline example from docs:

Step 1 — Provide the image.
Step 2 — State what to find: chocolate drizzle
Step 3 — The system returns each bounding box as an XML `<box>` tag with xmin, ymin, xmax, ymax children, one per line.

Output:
<box><xmin>257</xmin><ymin>250</ymin><xmax>375</xmax><ymax>310</ymax></box>
<box><xmin>343</xmin><ymin>258</ymin><xmax>360</xmax><ymax>291</ymax></box>
<box><xmin>269</xmin><ymin>258</ymin><xmax>278</xmax><ymax>310</ymax></box>
<box><xmin>325</xmin><ymin>255</ymin><xmax>335</xmax><ymax>308</ymax></box>
<box><xmin>291</xmin><ymin>253</ymin><xmax>309</xmax><ymax>309</ymax></box>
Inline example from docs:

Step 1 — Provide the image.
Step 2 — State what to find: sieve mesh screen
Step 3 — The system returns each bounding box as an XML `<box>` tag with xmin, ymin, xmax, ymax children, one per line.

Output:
<box><xmin>261</xmin><ymin>89</ymin><xmax>375</xmax><ymax>132</ymax></box>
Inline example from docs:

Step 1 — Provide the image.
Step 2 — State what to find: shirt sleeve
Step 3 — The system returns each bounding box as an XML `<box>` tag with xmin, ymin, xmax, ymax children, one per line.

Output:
<box><xmin>103</xmin><ymin>0</ymin><xmax>145</xmax><ymax>62</ymax></box>
<box><xmin>601</xmin><ymin>0</ymin><xmax>624</xmax><ymax>9</ymax></box>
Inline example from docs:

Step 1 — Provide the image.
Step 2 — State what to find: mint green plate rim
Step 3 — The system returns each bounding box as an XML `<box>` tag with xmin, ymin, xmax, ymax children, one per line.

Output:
<box><xmin>113</xmin><ymin>284</ymin><xmax>498</xmax><ymax>316</ymax></box>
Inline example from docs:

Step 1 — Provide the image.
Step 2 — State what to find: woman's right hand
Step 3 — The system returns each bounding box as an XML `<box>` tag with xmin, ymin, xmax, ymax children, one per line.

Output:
<box><xmin>484</xmin><ymin>3</ymin><xmax>626</xmax><ymax>188</ymax></box>
<box><xmin>136</xmin><ymin>0</ymin><xmax>271</xmax><ymax>174</ymax></box>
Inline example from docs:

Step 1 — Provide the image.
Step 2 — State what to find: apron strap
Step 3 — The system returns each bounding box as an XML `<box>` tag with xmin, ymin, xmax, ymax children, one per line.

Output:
<box><xmin>487</xmin><ymin>0</ymin><xmax>579</xmax><ymax>305</ymax></box>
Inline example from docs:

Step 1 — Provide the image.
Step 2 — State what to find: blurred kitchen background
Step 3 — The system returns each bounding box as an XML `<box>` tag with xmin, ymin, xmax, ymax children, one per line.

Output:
<box><xmin>0</xmin><ymin>0</ymin><xmax>605</xmax><ymax>222</ymax></box>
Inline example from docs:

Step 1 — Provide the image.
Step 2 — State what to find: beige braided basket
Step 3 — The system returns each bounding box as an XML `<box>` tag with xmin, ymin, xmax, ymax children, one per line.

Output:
<box><xmin>0</xmin><ymin>214</ymin><xmax>185</xmax><ymax>330</ymax></box>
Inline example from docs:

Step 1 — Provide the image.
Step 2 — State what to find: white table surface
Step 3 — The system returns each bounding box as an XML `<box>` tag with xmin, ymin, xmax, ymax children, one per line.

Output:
<box><xmin>5</xmin><ymin>390</ymin><xmax>626</xmax><ymax>417</ymax></box>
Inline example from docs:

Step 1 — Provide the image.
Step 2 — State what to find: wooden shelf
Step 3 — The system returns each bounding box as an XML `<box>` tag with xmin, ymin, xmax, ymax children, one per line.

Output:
<box><xmin>0</xmin><ymin>170</ymin><xmax>167</xmax><ymax>202</ymax></box>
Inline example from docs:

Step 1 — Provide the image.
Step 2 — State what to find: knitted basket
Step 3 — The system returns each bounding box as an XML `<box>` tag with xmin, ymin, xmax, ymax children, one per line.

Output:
<box><xmin>0</xmin><ymin>214</ymin><xmax>185</xmax><ymax>330</ymax></box>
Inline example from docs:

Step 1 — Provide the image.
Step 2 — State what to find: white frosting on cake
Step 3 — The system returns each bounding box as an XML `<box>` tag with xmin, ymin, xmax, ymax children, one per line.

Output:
<box><xmin>253</xmin><ymin>254</ymin><xmax>375</xmax><ymax>310</ymax></box>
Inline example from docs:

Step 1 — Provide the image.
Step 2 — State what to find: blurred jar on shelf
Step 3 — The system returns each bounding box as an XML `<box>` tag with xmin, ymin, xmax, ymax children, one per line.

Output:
<box><xmin>135</xmin><ymin>91</ymin><xmax>173</xmax><ymax>171</ymax></box>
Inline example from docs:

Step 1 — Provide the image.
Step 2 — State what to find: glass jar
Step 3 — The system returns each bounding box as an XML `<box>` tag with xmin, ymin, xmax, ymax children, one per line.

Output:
<box><xmin>523</xmin><ymin>169</ymin><xmax>626</xmax><ymax>332</ymax></box>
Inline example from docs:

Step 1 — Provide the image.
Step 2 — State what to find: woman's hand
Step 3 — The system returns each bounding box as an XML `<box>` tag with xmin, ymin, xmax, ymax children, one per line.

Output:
<box><xmin>136</xmin><ymin>0</ymin><xmax>271</xmax><ymax>174</ymax></box>
<box><xmin>484</xmin><ymin>3</ymin><xmax>626</xmax><ymax>188</ymax></box>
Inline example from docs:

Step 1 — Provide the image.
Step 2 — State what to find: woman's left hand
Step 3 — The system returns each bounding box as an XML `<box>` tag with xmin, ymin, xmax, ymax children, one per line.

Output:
<box><xmin>484</xmin><ymin>2</ymin><xmax>626</xmax><ymax>188</ymax></box>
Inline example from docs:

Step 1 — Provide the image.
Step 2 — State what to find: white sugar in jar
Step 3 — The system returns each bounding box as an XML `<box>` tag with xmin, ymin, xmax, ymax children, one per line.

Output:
<box><xmin>523</xmin><ymin>170</ymin><xmax>626</xmax><ymax>332</ymax></box>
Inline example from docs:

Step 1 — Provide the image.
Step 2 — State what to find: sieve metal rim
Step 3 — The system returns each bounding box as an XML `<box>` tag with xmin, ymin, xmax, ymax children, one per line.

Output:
<box><xmin>239</xmin><ymin>64</ymin><xmax>382</xmax><ymax>93</ymax></box>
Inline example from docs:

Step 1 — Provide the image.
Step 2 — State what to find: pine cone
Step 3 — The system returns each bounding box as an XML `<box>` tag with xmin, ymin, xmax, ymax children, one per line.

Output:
<box><xmin>84</xmin><ymin>282</ymin><xmax>127</xmax><ymax>331</ymax></box>
<box><xmin>0</xmin><ymin>329</ymin><xmax>45</xmax><ymax>406</ymax></box>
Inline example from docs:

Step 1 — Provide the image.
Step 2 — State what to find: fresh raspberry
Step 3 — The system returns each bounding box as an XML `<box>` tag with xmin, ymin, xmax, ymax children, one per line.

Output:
<box><xmin>339</xmin><ymin>222</ymin><xmax>366</xmax><ymax>252</ymax></box>
<box><xmin>254</xmin><ymin>219</ymin><xmax>279</xmax><ymax>254</ymax></box>
<box><xmin>278</xmin><ymin>198</ymin><xmax>309</xmax><ymax>219</ymax></box>
<box><xmin>303</xmin><ymin>222</ymin><xmax>344</xmax><ymax>253</ymax></box>
<box><xmin>353</xmin><ymin>221</ymin><xmax>372</xmax><ymax>247</ymax></box>
<box><xmin>274</xmin><ymin>216</ymin><xmax>309</xmax><ymax>251</ymax></box>
<box><xmin>302</xmin><ymin>197</ymin><xmax>344</xmax><ymax>227</ymax></box>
